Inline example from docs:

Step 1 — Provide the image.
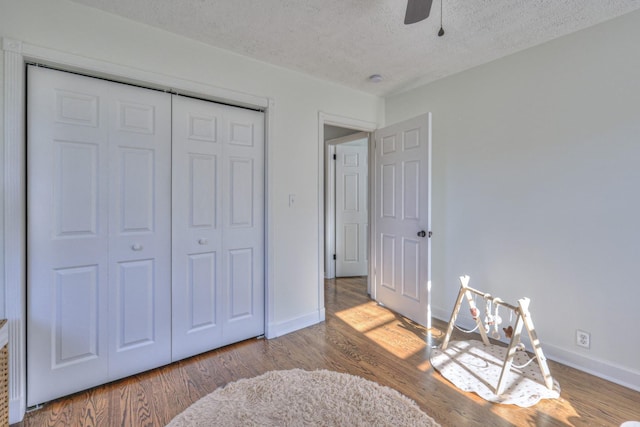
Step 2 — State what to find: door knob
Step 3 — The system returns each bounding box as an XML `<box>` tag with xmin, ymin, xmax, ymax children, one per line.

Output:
<box><xmin>198</xmin><ymin>238</ymin><xmax>208</xmax><ymax>245</ymax></box>
<box><xmin>131</xmin><ymin>243</ymin><xmax>143</xmax><ymax>251</ymax></box>
<box><xmin>417</xmin><ymin>230</ymin><xmax>427</xmax><ymax>238</ymax></box>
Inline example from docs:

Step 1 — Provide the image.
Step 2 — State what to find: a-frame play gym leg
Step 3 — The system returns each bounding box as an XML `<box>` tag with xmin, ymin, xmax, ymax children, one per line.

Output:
<box><xmin>441</xmin><ymin>275</ymin><xmax>554</xmax><ymax>395</ymax></box>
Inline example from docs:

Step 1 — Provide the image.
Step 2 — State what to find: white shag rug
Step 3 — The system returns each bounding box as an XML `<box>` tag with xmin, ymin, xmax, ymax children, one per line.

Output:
<box><xmin>430</xmin><ymin>340</ymin><xmax>560</xmax><ymax>407</ymax></box>
<box><xmin>166</xmin><ymin>369</ymin><xmax>440</xmax><ymax>426</ymax></box>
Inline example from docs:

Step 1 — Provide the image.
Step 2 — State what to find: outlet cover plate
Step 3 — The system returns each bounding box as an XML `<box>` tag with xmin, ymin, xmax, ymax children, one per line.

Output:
<box><xmin>576</xmin><ymin>329</ymin><xmax>590</xmax><ymax>349</ymax></box>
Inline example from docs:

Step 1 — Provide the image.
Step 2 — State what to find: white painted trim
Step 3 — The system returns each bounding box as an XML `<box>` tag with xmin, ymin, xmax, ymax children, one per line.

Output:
<box><xmin>0</xmin><ymin>321</ymin><xmax>7</xmax><ymax>348</ymax></box>
<box><xmin>268</xmin><ymin>310</ymin><xmax>325</xmax><ymax>338</ymax></box>
<box><xmin>431</xmin><ymin>305</ymin><xmax>452</xmax><ymax>324</ymax></box>
<box><xmin>3</xmin><ymin>38</ymin><xmax>27</xmax><ymax>425</ymax></box>
<box><xmin>2</xmin><ymin>38</ymin><xmax>273</xmax><ymax>423</ymax></box>
<box><xmin>370</xmin><ymin>129</ymin><xmax>380</xmax><ymax>302</ymax></box>
<box><xmin>20</xmin><ymin>43</ymin><xmax>268</xmax><ymax>109</ymax></box>
<box><xmin>0</xmin><ymin>49</ymin><xmax>4</xmax><ymax>324</ymax></box>
<box><xmin>318</xmin><ymin>112</ymin><xmax>377</xmax><ymax>313</ymax></box>
<box><xmin>543</xmin><ymin>343</ymin><xmax>640</xmax><ymax>392</ymax></box>
<box><xmin>320</xmin><ymin>113</ymin><xmax>378</xmax><ymax>131</ymax></box>
<box><xmin>431</xmin><ymin>307</ymin><xmax>640</xmax><ymax>392</ymax></box>
<box><xmin>369</xmin><ymin>129</ymin><xmax>379</xmax><ymax>302</ymax></box>
<box><xmin>426</xmin><ymin>113</ymin><xmax>433</xmax><ymax>329</ymax></box>
<box><xmin>325</xmin><ymin>144</ymin><xmax>336</xmax><ymax>279</ymax></box>
<box><xmin>264</xmin><ymin>98</ymin><xmax>277</xmax><ymax>339</ymax></box>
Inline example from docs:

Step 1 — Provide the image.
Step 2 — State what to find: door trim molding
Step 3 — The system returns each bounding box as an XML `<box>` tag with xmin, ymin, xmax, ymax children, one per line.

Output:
<box><xmin>318</xmin><ymin>112</ymin><xmax>376</xmax><ymax>308</ymax></box>
<box><xmin>3</xmin><ymin>38</ymin><xmax>27</xmax><ymax>424</ymax></box>
<box><xmin>325</xmin><ymin>143</ymin><xmax>337</xmax><ymax>279</ymax></box>
<box><xmin>2</xmin><ymin>37</ymin><xmax>273</xmax><ymax>423</ymax></box>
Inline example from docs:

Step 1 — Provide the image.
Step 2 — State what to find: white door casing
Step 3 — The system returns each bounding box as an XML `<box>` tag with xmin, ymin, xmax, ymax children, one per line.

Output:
<box><xmin>27</xmin><ymin>66</ymin><xmax>172</xmax><ymax>405</ymax></box>
<box><xmin>335</xmin><ymin>140</ymin><xmax>368</xmax><ymax>277</ymax></box>
<box><xmin>373</xmin><ymin>114</ymin><xmax>431</xmax><ymax>326</ymax></box>
<box><xmin>171</xmin><ymin>95</ymin><xmax>265</xmax><ymax>360</ymax></box>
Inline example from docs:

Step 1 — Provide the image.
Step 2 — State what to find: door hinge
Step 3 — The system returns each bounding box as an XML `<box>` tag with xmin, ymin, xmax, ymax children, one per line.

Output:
<box><xmin>333</xmin><ymin>154</ymin><xmax>336</xmax><ymax>160</ymax></box>
<box><xmin>333</xmin><ymin>254</ymin><xmax>336</xmax><ymax>260</ymax></box>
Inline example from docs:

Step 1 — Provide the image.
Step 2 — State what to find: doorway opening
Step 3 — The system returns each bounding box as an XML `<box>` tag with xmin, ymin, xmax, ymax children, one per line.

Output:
<box><xmin>320</xmin><ymin>113</ymin><xmax>433</xmax><ymax>331</ymax></box>
<box><xmin>324</xmin><ymin>126</ymin><xmax>370</xmax><ymax>285</ymax></box>
<box><xmin>317</xmin><ymin>114</ymin><xmax>377</xmax><ymax>312</ymax></box>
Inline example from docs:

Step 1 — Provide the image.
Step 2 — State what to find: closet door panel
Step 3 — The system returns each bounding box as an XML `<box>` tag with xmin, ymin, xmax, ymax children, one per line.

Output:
<box><xmin>173</xmin><ymin>96</ymin><xmax>265</xmax><ymax>356</ymax></box>
<box><xmin>228</xmin><ymin>157</ymin><xmax>254</xmax><ymax>227</ymax></box>
<box><xmin>228</xmin><ymin>248</ymin><xmax>254</xmax><ymax>319</ymax></box>
<box><xmin>171</xmin><ymin>96</ymin><xmax>225</xmax><ymax>361</ymax></box>
<box><xmin>27</xmin><ymin>67</ymin><xmax>110</xmax><ymax>406</ymax></box>
<box><xmin>108</xmin><ymin>84</ymin><xmax>172</xmax><ymax>379</ymax></box>
<box><xmin>54</xmin><ymin>141</ymin><xmax>99</xmax><ymax>236</ymax></box>
<box><xmin>188</xmin><ymin>252</ymin><xmax>218</xmax><ymax>328</ymax></box>
<box><xmin>221</xmin><ymin>107</ymin><xmax>265</xmax><ymax>345</ymax></box>
<box><xmin>53</xmin><ymin>266</ymin><xmax>100</xmax><ymax>363</ymax></box>
<box><xmin>28</xmin><ymin>67</ymin><xmax>172</xmax><ymax>406</ymax></box>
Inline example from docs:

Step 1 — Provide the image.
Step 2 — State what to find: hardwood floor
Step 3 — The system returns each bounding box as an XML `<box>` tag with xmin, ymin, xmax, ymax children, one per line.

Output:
<box><xmin>15</xmin><ymin>277</ymin><xmax>640</xmax><ymax>426</ymax></box>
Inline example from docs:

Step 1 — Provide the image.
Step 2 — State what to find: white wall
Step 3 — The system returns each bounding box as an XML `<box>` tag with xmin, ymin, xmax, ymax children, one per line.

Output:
<box><xmin>386</xmin><ymin>10</ymin><xmax>640</xmax><ymax>389</ymax></box>
<box><xmin>0</xmin><ymin>0</ymin><xmax>382</xmax><ymax>330</ymax></box>
<box><xmin>324</xmin><ymin>125</ymin><xmax>361</xmax><ymax>141</ymax></box>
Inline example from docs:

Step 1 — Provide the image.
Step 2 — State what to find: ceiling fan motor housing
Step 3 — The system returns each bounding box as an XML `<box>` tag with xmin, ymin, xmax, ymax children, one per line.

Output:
<box><xmin>405</xmin><ymin>0</ymin><xmax>434</xmax><ymax>24</ymax></box>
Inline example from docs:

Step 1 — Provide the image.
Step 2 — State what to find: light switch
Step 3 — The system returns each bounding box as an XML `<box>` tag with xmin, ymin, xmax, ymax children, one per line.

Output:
<box><xmin>289</xmin><ymin>194</ymin><xmax>296</xmax><ymax>207</ymax></box>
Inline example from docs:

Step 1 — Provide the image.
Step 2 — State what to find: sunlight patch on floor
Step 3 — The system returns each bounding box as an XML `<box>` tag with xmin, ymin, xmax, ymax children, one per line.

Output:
<box><xmin>334</xmin><ymin>302</ymin><xmax>397</xmax><ymax>333</ymax></box>
<box><xmin>417</xmin><ymin>359</ymin><xmax>431</xmax><ymax>372</ymax></box>
<box><xmin>364</xmin><ymin>327</ymin><xmax>427</xmax><ymax>359</ymax></box>
<box><xmin>490</xmin><ymin>395</ymin><xmax>580</xmax><ymax>426</ymax></box>
<box><xmin>335</xmin><ymin>302</ymin><xmax>427</xmax><ymax>359</ymax></box>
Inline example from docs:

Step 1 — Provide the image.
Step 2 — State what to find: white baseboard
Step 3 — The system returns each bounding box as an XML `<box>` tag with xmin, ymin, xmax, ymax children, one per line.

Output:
<box><xmin>432</xmin><ymin>305</ymin><xmax>452</xmax><ymax>323</ymax></box>
<box><xmin>543</xmin><ymin>343</ymin><xmax>640</xmax><ymax>392</ymax></box>
<box><xmin>10</xmin><ymin>397</ymin><xmax>26</xmax><ymax>424</ymax></box>
<box><xmin>266</xmin><ymin>309</ymin><xmax>325</xmax><ymax>339</ymax></box>
<box><xmin>431</xmin><ymin>305</ymin><xmax>640</xmax><ymax>392</ymax></box>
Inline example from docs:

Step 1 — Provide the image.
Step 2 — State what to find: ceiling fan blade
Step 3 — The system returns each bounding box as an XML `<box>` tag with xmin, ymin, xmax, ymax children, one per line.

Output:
<box><xmin>404</xmin><ymin>0</ymin><xmax>434</xmax><ymax>24</ymax></box>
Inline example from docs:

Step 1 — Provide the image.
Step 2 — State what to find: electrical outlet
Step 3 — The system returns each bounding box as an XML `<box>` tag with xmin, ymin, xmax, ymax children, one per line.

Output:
<box><xmin>576</xmin><ymin>330</ymin><xmax>590</xmax><ymax>349</ymax></box>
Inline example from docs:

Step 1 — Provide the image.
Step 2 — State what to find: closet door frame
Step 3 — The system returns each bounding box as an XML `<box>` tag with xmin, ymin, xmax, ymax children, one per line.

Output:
<box><xmin>3</xmin><ymin>38</ymin><xmax>275</xmax><ymax>424</ymax></box>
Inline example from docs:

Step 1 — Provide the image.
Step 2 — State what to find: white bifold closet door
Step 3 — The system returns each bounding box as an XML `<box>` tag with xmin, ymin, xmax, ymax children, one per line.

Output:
<box><xmin>171</xmin><ymin>96</ymin><xmax>264</xmax><ymax>361</ymax></box>
<box><xmin>27</xmin><ymin>67</ymin><xmax>265</xmax><ymax>407</ymax></box>
<box><xmin>27</xmin><ymin>66</ymin><xmax>172</xmax><ymax>406</ymax></box>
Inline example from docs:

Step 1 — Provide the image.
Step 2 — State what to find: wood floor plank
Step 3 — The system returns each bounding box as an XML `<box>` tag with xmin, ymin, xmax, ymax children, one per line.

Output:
<box><xmin>14</xmin><ymin>277</ymin><xmax>640</xmax><ymax>426</ymax></box>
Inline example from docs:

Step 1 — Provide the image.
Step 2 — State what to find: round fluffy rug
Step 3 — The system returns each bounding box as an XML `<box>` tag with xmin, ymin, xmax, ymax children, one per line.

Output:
<box><xmin>166</xmin><ymin>369</ymin><xmax>440</xmax><ymax>426</ymax></box>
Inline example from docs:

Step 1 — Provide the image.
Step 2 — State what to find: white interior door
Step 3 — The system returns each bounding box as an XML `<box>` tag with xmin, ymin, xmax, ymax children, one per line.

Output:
<box><xmin>171</xmin><ymin>96</ymin><xmax>225</xmax><ymax>360</ymax></box>
<box><xmin>106</xmin><ymin>78</ymin><xmax>172</xmax><ymax>379</ymax></box>
<box><xmin>373</xmin><ymin>114</ymin><xmax>431</xmax><ymax>326</ymax></box>
<box><xmin>171</xmin><ymin>95</ymin><xmax>264</xmax><ymax>360</ymax></box>
<box><xmin>27</xmin><ymin>66</ymin><xmax>109</xmax><ymax>406</ymax></box>
<box><xmin>335</xmin><ymin>140</ymin><xmax>368</xmax><ymax>277</ymax></box>
<box><xmin>220</xmin><ymin>104</ymin><xmax>265</xmax><ymax>346</ymax></box>
<box><xmin>27</xmin><ymin>66</ymin><xmax>171</xmax><ymax>405</ymax></box>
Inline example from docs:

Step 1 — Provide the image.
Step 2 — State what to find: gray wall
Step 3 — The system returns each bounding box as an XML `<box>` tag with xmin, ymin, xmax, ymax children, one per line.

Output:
<box><xmin>386</xmin><ymin>10</ymin><xmax>640</xmax><ymax>389</ymax></box>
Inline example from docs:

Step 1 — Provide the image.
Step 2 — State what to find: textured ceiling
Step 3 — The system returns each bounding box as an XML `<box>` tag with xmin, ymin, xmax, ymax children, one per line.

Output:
<box><xmin>68</xmin><ymin>0</ymin><xmax>640</xmax><ymax>96</ymax></box>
